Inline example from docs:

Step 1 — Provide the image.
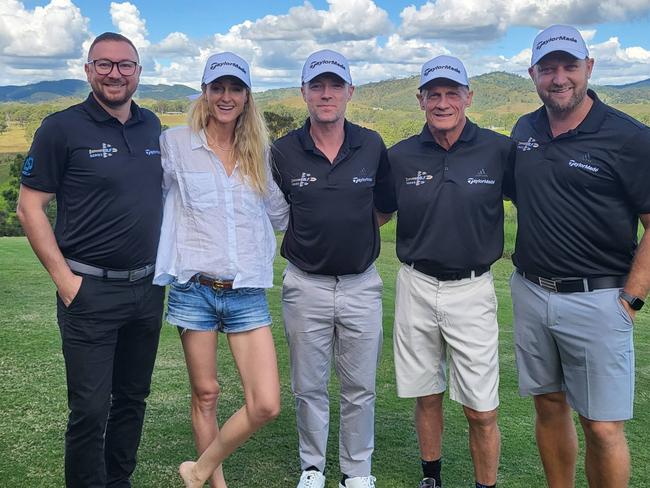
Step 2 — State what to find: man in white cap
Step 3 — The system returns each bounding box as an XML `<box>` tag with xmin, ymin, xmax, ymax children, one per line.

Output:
<box><xmin>511</xmin><ymin>24</ymin><xmax>650</xmax><ymax>486</ymax></box>
<box><xmin>272</xmin><ymin>49</ymin><xmax>396</xmax><ymax>488</ymax></box>
<box><xmin>387</xmin><ymin>55</ymin><xmax>515</xmax><ymax>488</ymax></box>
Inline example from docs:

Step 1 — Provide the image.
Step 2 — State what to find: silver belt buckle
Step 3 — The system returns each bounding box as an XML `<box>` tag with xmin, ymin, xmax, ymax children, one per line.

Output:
<box><xmin>538</xmin><ymin>276</ymin><xmax>558</xmax><ymax>292</ymax></box>
<box><xmin>128</xmin><ymin>267</ymin><xmax>146</xmax><ymax>282</ymax></box>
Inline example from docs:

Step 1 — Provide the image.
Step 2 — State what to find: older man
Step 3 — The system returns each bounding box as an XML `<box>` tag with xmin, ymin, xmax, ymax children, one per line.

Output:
<box><xmin>388</xmin><ymin>55</ymin><xmax>515</xmax><ymax>488</ymax></box>
<box><xmin>272</xmin><ymin>49</ymin><xmax>396</xmax><ymax>488</ymax></box>
<box><xmin>510</xmin><ymin>24</ymin><xmax>650</xmax><ymax>487</ymax></box>
<box><xmin>17</xmin><ymin>32</ymin><xmax>163</xmax><ymax>487</ymax></box>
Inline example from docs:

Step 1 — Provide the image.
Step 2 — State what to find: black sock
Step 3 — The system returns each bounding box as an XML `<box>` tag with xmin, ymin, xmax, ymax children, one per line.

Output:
<box><xmin>421</xmin><ymin>458</ymin><xmax>442</xmax><ymax>484</ymax></box>
<box><xmin>476</xmin><ymin>483</ymin><xmax>496</xmax><ymax>488</ymax></box>
<box><xmin>306</xmin><ymin>466</ymin><xmax>320</xmax><ymax>472</ymax></box>
<box><xmin>341</xmin><ymin>474</ymin><xmax>349</xmax><ymax>485</ymax></box>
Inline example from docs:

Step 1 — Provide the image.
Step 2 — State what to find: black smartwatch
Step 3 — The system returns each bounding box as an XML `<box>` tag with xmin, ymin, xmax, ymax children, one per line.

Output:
<box><xmin>619</xmin><ymin>290</ymin><xmax>645</xmax><ymax>311</ymax></box>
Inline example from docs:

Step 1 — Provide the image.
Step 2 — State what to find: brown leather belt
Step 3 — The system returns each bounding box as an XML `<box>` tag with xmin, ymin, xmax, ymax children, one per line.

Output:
<box><xmin>191</xmin><ymin>274</ymin><xmax>234</xmax><ymax>290</ymax></box>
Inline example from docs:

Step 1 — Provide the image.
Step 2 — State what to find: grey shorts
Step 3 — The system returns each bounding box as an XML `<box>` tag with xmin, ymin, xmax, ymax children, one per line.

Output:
<box><xmin>511</xmin><ymin>271</ymin><xmax>634</xmax><ymax>421</ymax></box>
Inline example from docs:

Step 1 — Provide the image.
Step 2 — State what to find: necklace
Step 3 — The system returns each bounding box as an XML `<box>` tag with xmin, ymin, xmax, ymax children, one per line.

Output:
<box><xmin>205</xmin><ymin>131</ymin><xmax>234</xmax><ymax>152</ymax></box>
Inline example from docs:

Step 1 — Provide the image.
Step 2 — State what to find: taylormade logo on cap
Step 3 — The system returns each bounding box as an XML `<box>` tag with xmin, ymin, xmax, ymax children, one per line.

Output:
<box><xmin>531</xmin><ymin>25</ymin><xmax>589</xmax><ymax>66</ymax></box>
<box><xmin>202</xmin><ymin>52</ymin><xmax>252</xmax><ymax>88</ymax></box>
<box><xmin>302</xmin><ymin>49</ymin><xmax>352</xmax><ymax>85</ymax></box>
<box><xmin>419</xmin><ymin>55</ymin><xmax>469</xmax><ymax>89</ymax></box>
<box><xmin>210</xmin><ymin>60</ymin><xmax>247</xmax><ymax>75</ymax></box>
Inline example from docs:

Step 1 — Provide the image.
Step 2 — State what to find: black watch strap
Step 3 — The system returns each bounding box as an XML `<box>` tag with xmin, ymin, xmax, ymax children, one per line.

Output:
<box><xmin>619</xmin><ymin>290</ymin><xmax>645</xmax><ymax>311</ymax></box>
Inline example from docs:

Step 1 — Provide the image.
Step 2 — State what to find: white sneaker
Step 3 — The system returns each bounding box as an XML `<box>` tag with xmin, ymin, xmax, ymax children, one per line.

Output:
<box><xmin>297</xmin><ymin>470</ymin><xmax>326</xmax><ymax>488</ymax></box>
<box><xmin>339</xmin><ymin>475</ymin><xmax>377</xmax><ymax>488</ymax></box>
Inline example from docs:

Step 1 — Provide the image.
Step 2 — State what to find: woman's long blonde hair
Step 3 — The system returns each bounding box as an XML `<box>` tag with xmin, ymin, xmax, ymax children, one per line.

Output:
<box><xmin>188</xmin><ymin>84</ymin><xmax>269</xmax><ymax>194</ymax></box>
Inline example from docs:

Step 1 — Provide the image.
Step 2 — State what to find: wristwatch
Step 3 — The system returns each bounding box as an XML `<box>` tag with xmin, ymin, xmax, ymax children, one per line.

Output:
<box><xmin>619</xmin><ymin>290</ymin><xmax>645</xmax><ymax>311</ymax></box>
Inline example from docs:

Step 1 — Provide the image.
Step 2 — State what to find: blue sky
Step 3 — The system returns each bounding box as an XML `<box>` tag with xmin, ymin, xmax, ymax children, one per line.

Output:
<box><xmin>3</xmin><ymin>0</ymin><xmax>650</xmax><ymax>89</ymax></box>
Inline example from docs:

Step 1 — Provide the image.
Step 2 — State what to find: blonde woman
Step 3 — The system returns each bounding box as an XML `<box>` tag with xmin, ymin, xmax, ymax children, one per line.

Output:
<box><xmin>153</xmin><ymin>52</ymin><xmax>288</xmax><ymax>488</ymax></box>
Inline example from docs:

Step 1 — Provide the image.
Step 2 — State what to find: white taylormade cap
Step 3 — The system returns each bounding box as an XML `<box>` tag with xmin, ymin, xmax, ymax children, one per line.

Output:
<box><xmin>202</xmin><ymin>52</ymin><xmax>251</xmax><ymax>88</ymax></box>
<box><xmin>419</xmin><ymin>55</ymin><xmax>469</xmax><ymax>89</ymax></box>
<box><xmin>531</xmin><ymin>25</ymin><xmax>589</xmax><ymax>67</ymax></box>
<box><xmin>302</xmin><ymin>49</ymin><xmax>352</xmax><ymax>85</ymax></box>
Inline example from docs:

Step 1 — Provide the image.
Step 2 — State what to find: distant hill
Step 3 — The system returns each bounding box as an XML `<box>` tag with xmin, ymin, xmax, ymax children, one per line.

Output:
<box><xmin>0</xmin><ymin>79</ymin><xmax>199</xmax><ymax>102</ymax></box>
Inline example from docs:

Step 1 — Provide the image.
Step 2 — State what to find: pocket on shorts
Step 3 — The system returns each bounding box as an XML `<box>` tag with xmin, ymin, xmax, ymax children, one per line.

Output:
<box><xmin>170</xmin><ymin>278</ymin><xmax>194</xmax><ymax>291</ymax></box>
<box><xmin>60</xmin><ymin>276</ymin><xmax>89</xmax><ymax>310</ymax></box>
<box><xmin>237</xmin><ymin>287</ymin><xmax>264</xmax><ymax>296</ymax></box>
<box><xmin>614</xmin><ymin>292</ymin><xmax>634</xmax><ymax>326</ymax></box>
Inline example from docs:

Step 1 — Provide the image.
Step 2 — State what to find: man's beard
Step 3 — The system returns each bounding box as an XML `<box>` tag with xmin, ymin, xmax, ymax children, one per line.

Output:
<box><xmin>92</xmin><ymin>81</ymin><xmax>136</xmax><ymax>109</ymax></box>
<box><xmin>539</xmin><ymin>83</ymin><xmax>588</xmax><ymax>114</ymax></box>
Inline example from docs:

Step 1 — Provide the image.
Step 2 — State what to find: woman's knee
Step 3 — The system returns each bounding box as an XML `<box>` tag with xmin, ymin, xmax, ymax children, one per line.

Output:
<box><xmin>191</xmin><ymin>381</ymin><xmax>221</xmax><ymax>414</ymax></box>
<box><xmin>248</xmin><ymin>396</ymin><xmax>281</xmax><ymax>426</ymax></box>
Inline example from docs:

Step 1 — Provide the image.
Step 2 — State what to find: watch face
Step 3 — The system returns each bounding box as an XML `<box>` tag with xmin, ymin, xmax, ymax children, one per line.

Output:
<box><xmin>630</xmin><ymin>297</ymin><xmax>644</xmax><ymax>311</ymax></box>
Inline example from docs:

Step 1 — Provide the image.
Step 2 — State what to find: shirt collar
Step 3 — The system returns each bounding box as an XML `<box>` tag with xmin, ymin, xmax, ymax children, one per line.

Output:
<box><xmin>82</xmin><ymin>92</ymin><xmax>143</xmax><ymax>125</ymax></box>
<box><xmin>297</xmin><ymin>118</ymin><xmax>362</xmax><ymax>153</ymax></box>
<box><xmin>418</xmin><ymin>118</ymin><xmax>478</xmax><ymax>147</ymax></box>
<box><xmin>191</xmin><ymin>129</ymin><xmax>208</xmax><ymax>150</ymax></box>
<box><xmin>531</xmin><ymin>89</ymin><xmax>606</xmax><ymax>137</ymax></box>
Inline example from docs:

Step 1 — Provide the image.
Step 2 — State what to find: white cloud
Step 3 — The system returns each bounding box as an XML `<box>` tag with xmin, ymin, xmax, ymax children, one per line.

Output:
<box><xmin>400</xmin><ymin>0</ymin><xmax>507</xmax><ymax>41</ymax></box>
<box><xmin>150</xmin><ymin>32</ymin><xmax>198</xmax><ymax>57</ymax></box>
<box><xmin>0</xmin><ymin>0</ymin><xmax>89</xmax><ymax>59</ymax></box>
<box><xmin>399</xmin><ymin>0</ymin><xmax>650</xmax><ymax>41</ymax></box>
<box><xmin>110</xmin><ymin>2</ymin><xmax>149</xmax><ymax>49</ymax></box>
<box><xmin>588</xmin><ymin>36</ymin><xmax>650</xmax><ymax>84</ymax></box>
<box><xmin>236</xmin><ymin>0</ymin><xmax>391</xmax><ymax>42</ymax></box>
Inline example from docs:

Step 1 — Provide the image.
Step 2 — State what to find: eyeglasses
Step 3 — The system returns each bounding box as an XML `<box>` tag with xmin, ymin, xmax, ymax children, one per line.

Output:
<box><xmin>87</xmin><ymin>59</ymin><xmax>139</xmax><ymax>76</ymax></box>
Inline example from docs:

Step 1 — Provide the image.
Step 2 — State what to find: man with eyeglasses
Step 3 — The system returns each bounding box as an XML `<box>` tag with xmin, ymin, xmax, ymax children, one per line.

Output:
<box><xmin>17</xmin><ymin>32</ymin><xmax>164</xmax><ymax>487</ymax></box>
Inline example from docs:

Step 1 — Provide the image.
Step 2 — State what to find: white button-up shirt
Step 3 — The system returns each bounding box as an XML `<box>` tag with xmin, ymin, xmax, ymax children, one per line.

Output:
<box><xmin>153</xmin><ymin>126</ymin><xmax>288</xmax><ymax>288</ymax></box>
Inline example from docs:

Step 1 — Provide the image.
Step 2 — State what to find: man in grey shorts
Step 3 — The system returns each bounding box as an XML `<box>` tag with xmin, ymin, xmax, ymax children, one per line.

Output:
<box><xmin>271</xmin><ymin>50</ymin><xmax>396</xmax><ymax>488</ymax></box>
<box><xmin>510</xmin><ymin>24</ymin><xmax>650</xmax><ymax>486</ymax></box>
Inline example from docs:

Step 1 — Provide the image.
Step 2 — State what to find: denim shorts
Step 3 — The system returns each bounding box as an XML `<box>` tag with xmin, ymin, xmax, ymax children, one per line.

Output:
<box><xmin>166</xmin><ymin>279</ymin><xmax>271</xmax><ymax>333</ymax></box>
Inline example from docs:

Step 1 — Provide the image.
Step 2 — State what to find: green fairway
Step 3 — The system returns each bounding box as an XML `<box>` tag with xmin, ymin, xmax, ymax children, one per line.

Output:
<box><xmin>1</xmin><ymin>236</ymin><xmax>649</xmax><ymax>487</ymax></box>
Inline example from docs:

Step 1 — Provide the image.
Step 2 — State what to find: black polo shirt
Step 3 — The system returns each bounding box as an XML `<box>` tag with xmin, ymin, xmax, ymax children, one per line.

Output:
<box><xmin>272</xmin><ymin>119</ymin><xmax>396</xmax><ymax>275</ymax></box>
<box><xmin>21</xmin><ymin>93</ymin><xmax>163</xmax><ymax>270</ymax></box>
<box><xmin>388</xmin><ymin>120</ymin><xmax>515</xmax><ymax>273</ymax></box>
<box><xmin>511</xmin><ymin>90</ymin><xmax>650</xmax><ymax>277</ymax></box>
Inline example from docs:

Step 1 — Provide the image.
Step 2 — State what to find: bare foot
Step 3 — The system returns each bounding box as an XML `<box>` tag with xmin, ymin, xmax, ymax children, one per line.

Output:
<box><xmin>179</xmin><ymin>461</ymin><xmax>203</xmax><ymax>488</ymax></box>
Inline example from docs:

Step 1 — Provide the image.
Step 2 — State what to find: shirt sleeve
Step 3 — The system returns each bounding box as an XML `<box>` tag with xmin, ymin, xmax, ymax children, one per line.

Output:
<box><xmin>616</xmin><ymin>128</ymin><xmax>650</xmax><ymax>214</ymax></box>
<box><xmin>503</xmin><ymin>138</ymin><xmax>517</xmax><ymax>202</ymax></box>
<box><xmin>264</xmin><ymin>150</ymin><xmax>289</xmax><ymax>231</ymax></box>
<box><xmin>159</xmin><ymin>130</ymin><xmax>177</xmax><ymax>199</ymax></box>
<box><xmin>270</xmin><ymin>144</ymin><xmax>291</xmax><ymax>202</ymax></box>
<box><xmin>20</xmin><ymin>115</ymin><xmax>67</xmax><ymax>193</ymax></box>
<box><xmin>373</xmin><ymin>139</ymin><xmax>398</xmax><ymax>214</ymax></box>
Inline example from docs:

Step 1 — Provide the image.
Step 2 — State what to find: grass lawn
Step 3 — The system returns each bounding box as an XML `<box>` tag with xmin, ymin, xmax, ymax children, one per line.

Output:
<box><xmin>1</xmin><ymin>235</ymin><xmax>649</xmax><ymax>487</ymax></box>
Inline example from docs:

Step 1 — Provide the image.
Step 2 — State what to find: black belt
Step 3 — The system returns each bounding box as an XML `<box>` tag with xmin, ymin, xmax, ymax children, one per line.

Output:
<box><xmin>517</xmin><ymin>269</ymin><xmax>626</xmax><ymax>293</ymax></box>
<box><xmin>412</xmin><ymin>263</ymin><xmax>489</xmax><ymax>281</ymax></box>
<box><xmin>66</xmin><ymin>258</ymin><xmax>155</xmax><ymax>282</ymax></box>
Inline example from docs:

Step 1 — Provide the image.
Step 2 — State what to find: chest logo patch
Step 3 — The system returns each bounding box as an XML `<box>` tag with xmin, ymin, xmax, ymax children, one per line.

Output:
<box><xmin>145</xmin><ymin>149</ymin><xmax>161</xmax><ymax>156</ymax></box>
<box><xmin>467</xmin><ymin>168</ymin><xmax>496</xmax><ymax>185</ymax></box>
<box><xmin>568</xmin><ymin>153</ymin><xmax>599</xmax><ymax>173</ymax></box>
<box><xmin>517</xmin><ymin>137</ymin><xmax>539</xmax><ymax>151</ymax></box>
<box><xmin>352</xmin><ymin>167</ymin><xmax>373</xmax><ymax>184</ymax></box>
<box><xmin>89</xmin><ymin>143</ymin><xmax>118</xmax><ymax>159</ymax></box>
<box><xmin>405</xmin><ymin>171</ymin><xmax>433</xmax><ymax>186</ymax></box>
<box><xmin>291</xmin><ymin>172</ymin><xmax>318</xmax><ymax>187</ymax></box>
